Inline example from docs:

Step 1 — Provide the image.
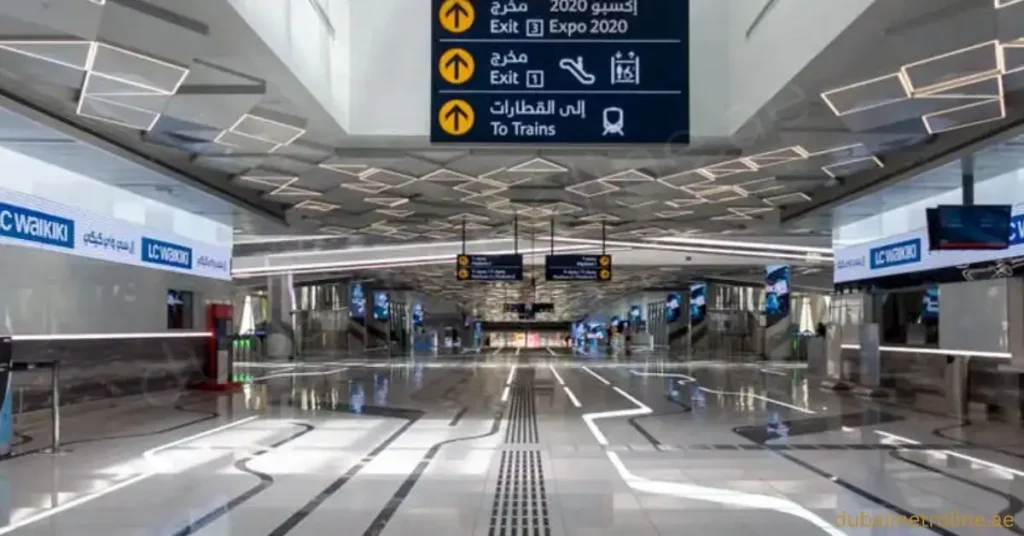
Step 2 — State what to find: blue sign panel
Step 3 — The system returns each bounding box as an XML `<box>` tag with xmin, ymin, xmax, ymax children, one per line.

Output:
<box><xmin>141</xmin><ymin>237</ymin><xmax>193</xmax><ymax>270</ymax></box>
<box><xmin>869</xmin><ymin>238</ymin><xmax>921</xmax><ymax>270</ymax></box>
<box><xmin>1009</xmin><ymin>213</ymin><xmax>1024</xmax><ymax>246</ymax></box>
<box><xmin>545</xmin><ymin>254</ymin><xmax>612</xmax><ymax>281</ymax></box>
<box><xmin>0</xmin><ymin>202</ymin><xmax>74</xmax><ymax>249</ymax></box>
<box><xmin>431</xmin><ymin>0</ymin><xmax>689</xmax><ymax>144</ymax></box>
<box><xmin>457</xmin><ymin>254</ymin><xmax>524</xmax><ymax>281</ymax></box>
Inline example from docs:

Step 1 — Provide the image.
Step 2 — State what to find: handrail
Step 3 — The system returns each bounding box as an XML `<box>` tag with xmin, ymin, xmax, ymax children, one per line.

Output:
<box><xmin>10</xmin><ymin>332</ymin><xmax>211</xmax><ymax>341</ymax></box>
<box><xmin>840</xmin><ymin>343</ymin><xmax>1011</xmax><ymax>359</ymax></box>
<box><xmin>1</xmin><ymin>360</ymin><xmax>61</xmax><ymax>453</ymax></box>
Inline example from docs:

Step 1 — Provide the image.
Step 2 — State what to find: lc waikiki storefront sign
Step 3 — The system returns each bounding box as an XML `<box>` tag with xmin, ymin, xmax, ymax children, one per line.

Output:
<box><xmin>834</xmin><ymin>203</ymin><xmax>1024</xmax><ymax>283</ymax></box>
<box><xmin>0</xmin><ymin>187</ymin><xmax>231</xmax><ymax>281</ymax></box>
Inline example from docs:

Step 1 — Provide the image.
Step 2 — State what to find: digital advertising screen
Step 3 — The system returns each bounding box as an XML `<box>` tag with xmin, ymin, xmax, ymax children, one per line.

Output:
<box><xmin>666</xmin><ymin>293</ymin><xmax>682</xmax><ymax>323</ymax></box>
<box><xmin>764</xmin><ymin>265</ymin><xmax>791</xmax><ymax>316</ymax></box>
<box><xmin>373</xmin><ymin>291</ymin><xmax>390</xmax><ymax>321</ymax></box>
<box><xmin>412</xmin><ymin>303</ymin><xmax>424</xmax><ymax>326</ymax></box>
<box><xmin>349</xmin><ymin>283</ymin><xmax>366</xmax><ymax>319</ymax></box>
<box><xmin>926</xmin><ymin>204</ymin><xmax>1012</xmax><ymax>250</ymax></box>
<box><xmin>922</xmin><ymin>287</ymin><xmax>939</xmax><ymax>320</ymax></box>
<box><xmin>689</xmin><ymin>283</ymin><xmax>707</xmax><ymax>323</ymax></box>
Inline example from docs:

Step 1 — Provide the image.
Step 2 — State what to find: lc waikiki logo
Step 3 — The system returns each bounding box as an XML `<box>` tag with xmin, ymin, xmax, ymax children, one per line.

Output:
<box><xmin>0</xmin><ymin>202</ymin><xmax>74</xmax><ymax>249</ymax></box>
<box><xmin>870</xmin><ymin>238</ymin><xmax>921</xmax><ymax>270</ymax></box>
<box><xmin>141</xmin><ymin>237</ymin><xmax>193</xmax><ymax>270</ymax></box>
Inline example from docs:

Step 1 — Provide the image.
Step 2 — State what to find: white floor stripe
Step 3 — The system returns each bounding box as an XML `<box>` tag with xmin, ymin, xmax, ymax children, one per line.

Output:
<box><xmin>580</xmin><ymin>367</ymin><xmax>846</xmax><ymax>536</ymax></box>
<box><xmin>0</xmin><ymin>416</ymin><xmax>261</xmax><ymax>535</ymax></box>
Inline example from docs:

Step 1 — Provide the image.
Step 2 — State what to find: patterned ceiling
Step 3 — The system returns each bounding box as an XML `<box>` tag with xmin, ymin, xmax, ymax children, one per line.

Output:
<box><xmin>0</xmin><ymin>0</ymin><xmax>1023</xmax><ymax>249</ymax></box>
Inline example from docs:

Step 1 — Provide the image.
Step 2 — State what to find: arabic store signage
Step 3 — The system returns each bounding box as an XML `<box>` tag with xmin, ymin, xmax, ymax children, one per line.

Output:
<box><xmin>0</xmin><ymin>186</ymin><xmax>232</xmax><ymax>281</ymax></box>
<box><xmin>833</xmin><ymin>204</ymin><xmax>1024</xmax><ymax>284</ymax></box>
<box><xmin>431</xmin><ymin>0</ymin><xmax>689</xmax><ymax>144</ymax></box>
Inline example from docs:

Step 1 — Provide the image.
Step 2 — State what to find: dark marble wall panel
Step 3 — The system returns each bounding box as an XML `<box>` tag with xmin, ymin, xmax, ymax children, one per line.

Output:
<box><xmin>10</xmin><ymin>337</ymin><xmax>208</xmax><ymax>413</ymax></box>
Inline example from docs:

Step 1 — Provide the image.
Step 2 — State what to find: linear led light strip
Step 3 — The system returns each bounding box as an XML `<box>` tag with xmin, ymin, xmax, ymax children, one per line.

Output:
<box><xmin>11</xmin><ymin>331</ymin><xmax>211</xmax><ymax>341</ymax></box>
<box><xmin>840</xmin><ymin>344</ymin><xmax>1011</xmax><ymax>359</ymax></box>
<box><xmin>875</xmin><ymin>430</ymin><xmax>1024</xmax><ymax>478</ymax></box>
<box><xmin>251</xmin><ymin>367</ymin><xmax>348</xmax><ymax>382</ymax></box>
<box><xmin>579</xmin><ymin>367</ymin><xmax>845</xmax><ymax>535</ymax></box>
<box><xmin>232</xmin><ymin>244</ymin><xmax>604</xmax><ymax>275</ymax></box>
<box><xmin>233</xmin><ymin>235</ymin><xmax>344</xmax><ymax>245</ymax></box>
<box><xmin>646</xmin><ymin>236</ymin><xmax>832</xmax><ymax>255</ymax></box>
<box><xmin>557</xmin><ymin>237</ymin><xmax>830</xmax><ymax>262</ymax></box>
<box><xmin>265</xmin><ymin>238</ymin><xmax>512</xmax><ymax>259</ymax></box>
<box><xmin>548</xmin><ymin>364</ymin><xmax>581</xmax><ymax>407</ymax></box>
<box><xmin>236</xmin><ymin>246</ymin><xmax>627</xmax><ymax>278</ymax></box>
<box><xmin>0</xmin><ymin>415</ymin><xmax>260</xmax><ymax>535</ymax></box>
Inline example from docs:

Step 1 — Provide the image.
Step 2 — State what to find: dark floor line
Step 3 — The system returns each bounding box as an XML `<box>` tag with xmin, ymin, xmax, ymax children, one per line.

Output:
<box><xmin>679</xmin><ymin>378</ymin><xmax>956</xmax><ymax>536</ymax></box>
<box><xmin>889</xmin><ymin>449</ymin><xmax>1024</xmax><ymax>535</ymax></box>
<box><xmin>599</xmin><ymin>366</ymin><xmax>693</xmax><ymax>448</ymax></box>
<box><xmin>264</xmin><ymin>405</ymin><xmax>424</xmax><ymax>536</ymax></box>
<box><xmin>449</xmin><ymin>407</ymin><xmax>468</xmax><ymax>426</ymax></box>
<box><xmin>359</xmin><ymin>405</ymin><xmax>508</xmax><ymax>535</ymax></box>
<box><xmin>11</xmin><ymin>432</ymin><xmax>32</xmax><ymax>447</ymax></box>
<box><xmin>932</xmin><ymin>422</ymin><xmax>1024</xmax><ymax>460</ymax></box>
<box><xmin>1</xmin><ymin>400</ymin><xmax>220</xmax><ymax>462</ymax></box>
<box><xmin>171</xmin><ymin>422</ymin><xmax>316</xmax><ymax>536</ymax></box>
<box><xmin>775</xmin><ymin>450</ymin><xmax>958</xmax><ymax>536</ymax></box>
<box><xmin>627</xmin><ymin>405</ymin><xmax>693</xmax><ymax>448</ymax></box>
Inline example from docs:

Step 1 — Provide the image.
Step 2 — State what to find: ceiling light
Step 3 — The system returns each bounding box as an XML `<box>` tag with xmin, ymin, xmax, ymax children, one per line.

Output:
<box><xmin>557</xmin><ymin>237</ymin><xmax>830</xmax><ymax>262</ymax></box>
<box><xmin>646</xmin><ymin>236</ymin><xmax>832</xmax><ymax>254</ymax></box>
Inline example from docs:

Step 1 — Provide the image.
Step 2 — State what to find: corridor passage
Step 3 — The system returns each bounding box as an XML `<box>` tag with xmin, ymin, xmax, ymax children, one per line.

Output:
<box><xmin>3</xmin><ymin>354</ymin><xmax>1022</xmax><ymax>535</ymax></box>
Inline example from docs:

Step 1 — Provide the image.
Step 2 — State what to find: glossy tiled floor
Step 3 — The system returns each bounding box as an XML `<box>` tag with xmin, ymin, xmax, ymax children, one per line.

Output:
<box><xmin>3</xmin><ymin>351</ymin><xmax>1024</xmax><ymax>535</ymax></box>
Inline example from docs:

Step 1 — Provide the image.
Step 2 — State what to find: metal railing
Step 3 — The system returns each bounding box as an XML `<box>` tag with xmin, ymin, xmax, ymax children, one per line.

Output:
<box><xmin>5</xmin><ymin>359</ymin><xmax>62</xmax><ymax>454</ymax></box>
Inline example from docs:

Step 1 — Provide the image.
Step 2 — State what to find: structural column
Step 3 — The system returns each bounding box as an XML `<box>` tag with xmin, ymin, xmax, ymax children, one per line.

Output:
<box><xmin>266</xmin><ymin>273</ymin><xmax>295</xmax><ymax>359</ymax></box>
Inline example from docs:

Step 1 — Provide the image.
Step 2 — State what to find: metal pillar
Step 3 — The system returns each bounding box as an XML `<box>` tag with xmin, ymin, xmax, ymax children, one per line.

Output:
<box><xmin>266</xmin><ymin>274</ymin><xmax>296</xmax><ymax>359</ymax></box>
<box><xmin>962</xmin><ymin>155</ymin><xmax>974</xmax><ymax>206</ymax></box>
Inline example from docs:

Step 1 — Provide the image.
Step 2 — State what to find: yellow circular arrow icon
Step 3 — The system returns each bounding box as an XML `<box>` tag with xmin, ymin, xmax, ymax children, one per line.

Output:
<box><xmin>439</xmin><ymin>48</ymin><xmax>475</xmax><ymax>85</ymax></box>
<box><xmin>599</xmin><ymin>269</ymin><xmax>611</xmax><ymax>280</ymax></box>
<box><xmin>457</xmin><ymin>255</ymin><xmax>469</xmax><ymax>266</ymax></box>
<box><xmin>438</xmin><ymin>99</ymin><xmax>474</xmax><ymax>136</ymax></box>
<box><xmin>439</xmin><ymin>0</ymin><xmax>474</xmax><ymax>33</ymax></box>
<box><xmin>457</xmin><ymin>268</ymin><xmax>470</xmax><ymax>280</ymax></box>
<box><xmin>599</xmin><ymin>255</ymin><xmax>611</xmax><ymax>267</ymax></box>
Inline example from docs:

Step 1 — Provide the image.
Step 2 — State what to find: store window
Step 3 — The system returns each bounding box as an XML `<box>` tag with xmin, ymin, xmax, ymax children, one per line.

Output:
<box><xmin>167</xmin><ymin>289</ymin><xmax>194</xmax><ymax>329</ymax></box>
<box><xmin>877</xmin><ymin>289</ymin><xmax>936</xmax><ymax>345</ymax></box>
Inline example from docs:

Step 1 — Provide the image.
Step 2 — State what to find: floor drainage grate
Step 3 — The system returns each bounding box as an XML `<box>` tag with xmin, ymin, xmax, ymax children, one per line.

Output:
<box><xmin>488</xmin><ymin>450</ymin><xmax>551</xmax><ymax>536</ymax></box>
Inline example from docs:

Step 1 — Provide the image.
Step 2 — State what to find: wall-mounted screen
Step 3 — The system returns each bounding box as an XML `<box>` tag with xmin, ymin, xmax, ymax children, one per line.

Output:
<box><xmin>689</xmin><ymin>283</ymin><xmax>707</xmax><ymax>323</ymax></box>
<box><xmin>412</xmin><ymin>303</ymin><xmax>424</xmax><ymax>326</ymax></box>
<box><xmin>666</xmin><ymin>293</ymin><xmax>682</xmax><ymax>323</ymax></box>
<box><xmin>166</xmin><ymin>289</ymin><xmax>194</xmax><ymax>329</ymax></box>
<box><xmin>373</xmin><ymin>291</ymin><xmax>390</xmax><ymax>321</ymax></box>
<box><xmin>765</xmin><ymin>265</ymin><xmax>791</xmax><ymax>316</ymax></box>
<box><xmin>926</xmin><ymin>205</ymin><xmax>1011</xmax><ymax>251</ymax></box>
<box><xmin>349</xmin><ymin>283</ymin><xmax>366</xmax><ymax>319</ymax></box>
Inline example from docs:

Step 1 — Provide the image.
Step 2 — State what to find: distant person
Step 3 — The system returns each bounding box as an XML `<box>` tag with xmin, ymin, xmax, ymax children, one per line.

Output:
<box><xmin>816</xmin><ymin>322</ymin><xmax>827</xmax><ymax>338</ymax></box>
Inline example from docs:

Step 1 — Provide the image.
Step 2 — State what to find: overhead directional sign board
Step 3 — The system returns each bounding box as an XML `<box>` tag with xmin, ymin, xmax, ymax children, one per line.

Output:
<box><xmin>431</xmin><ymin>0</ymin><xmax>689</xmax><ymax>144</ymax></box>
<box><xmin>545</xmin><ymin>254</ymin><xmax>612</xmax><ymax>281</ymax></box>
<box><xmin>456</xmin><ymin>253</ymin><xmax>524</xmax><ymax>281</ymax></box>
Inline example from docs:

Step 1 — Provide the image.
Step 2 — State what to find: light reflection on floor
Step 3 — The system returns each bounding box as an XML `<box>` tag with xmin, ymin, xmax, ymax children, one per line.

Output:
<box><xmin>1</xmin><ymin>354</ymin><xmax>1021</xmax><ymax>535</ymax></box>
